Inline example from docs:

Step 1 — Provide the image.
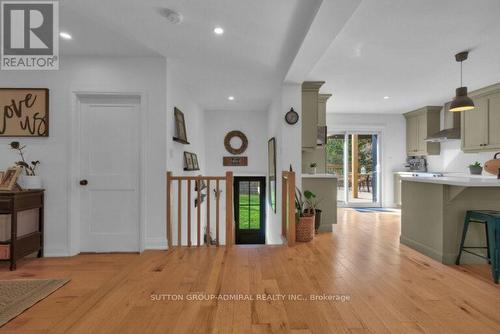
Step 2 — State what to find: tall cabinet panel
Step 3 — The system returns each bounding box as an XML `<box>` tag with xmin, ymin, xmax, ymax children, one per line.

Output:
<box><xmin>487</xmin><ymin>92</ymin><xmax>500</xmax><ymax>147</ymax></box>
<box><xmin>461</xmin><ymin>84</ymin><xmax>500</xmax><ymax>152</ymax></box>
<box><xmin>406</xmin><ymin>115</ymin><xmax>418</xmax><ymax>154</ymax></box>
<box><xmin>301</xmin><ymin>86</ymin><xmax>331</xmax><ymax>173</ymax></box>
<box><xmin>462</xmin><ymin>97</ymin><xmax>487</xmax><ymax>151</ymax></box>
<box><xmin>301</xmin><ymin>82</ymin><xmax>324</xmax><ymax>150</ymax></box>
<box><xmin>404</xmin><ymin>106</ymin><xmax>441</xmax><ymax>156</ymax></box>
<box><xmin>417</xmin><ymin>113</ymin><xmax>428</xmax><ymax>153</ymax></box>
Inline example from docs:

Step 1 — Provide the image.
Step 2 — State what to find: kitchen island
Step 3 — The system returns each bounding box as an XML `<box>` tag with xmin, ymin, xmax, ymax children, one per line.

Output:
<box><xmin>400</xmin><ymin>175</ymin><xmax>500</xmax><ymax>264</ymax></box>
<box><xmin>302</xmin><ymin>174</ymin><xmax>337</xmax><ymax>232</ymax></box>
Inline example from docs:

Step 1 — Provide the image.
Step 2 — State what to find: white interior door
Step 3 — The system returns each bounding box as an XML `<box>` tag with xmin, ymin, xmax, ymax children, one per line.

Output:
<box><xmin>79</xmin><ymin>95</ymin><xmax>140</xmax><ymax>252</ymax></box>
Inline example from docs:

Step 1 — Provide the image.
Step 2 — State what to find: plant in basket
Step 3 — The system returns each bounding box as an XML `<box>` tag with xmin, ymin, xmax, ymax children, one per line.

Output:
<box><xmin>295</xmin><ymin>189</ymin><xmax>317</xmax><ymax>242</ymax></box>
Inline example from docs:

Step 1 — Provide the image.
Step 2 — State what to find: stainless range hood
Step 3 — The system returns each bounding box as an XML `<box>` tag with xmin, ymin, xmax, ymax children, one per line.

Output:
<box><xmin>425</xmin><ymin>102</ymin><xmax>461</xmax><ymax>142</ymax></box>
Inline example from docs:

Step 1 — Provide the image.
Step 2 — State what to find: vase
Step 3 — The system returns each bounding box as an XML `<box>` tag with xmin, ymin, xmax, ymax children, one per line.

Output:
<box><xmin>469</xmin><ymin>166</ymin><xmax>483</xmax><ymax>175</ymax></box>
<box><xmin>296</xmin><ymin>213</ymin><xmax>315</xmax><ymax>242</ymax></box>
<box><xmin>314</xmin><ymin>209</ymin><xmax>322</xmax><ymax>232</ymax></box>
<box><xmin>20</xmin><ymin>175</ymin><xmax>42</xmax><ymax>189</ymax></box>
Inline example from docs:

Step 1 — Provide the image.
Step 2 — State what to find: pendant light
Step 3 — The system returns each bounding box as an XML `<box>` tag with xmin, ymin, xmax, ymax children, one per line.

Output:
<box><xmin>450</xmin><ymin>51</ymin><xmax>474</xmax><ymax>112</ymax></box>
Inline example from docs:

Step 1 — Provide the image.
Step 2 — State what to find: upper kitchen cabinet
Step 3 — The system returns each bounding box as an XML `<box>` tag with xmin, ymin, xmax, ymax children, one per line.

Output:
<box><xmin>462</xmin><ymin>97</ymin><xmax>488</xmax><ymax>151</ymax></box>
<box><xmin>317</xmin><ymin>94</ymin><xmax>331</xmax><ymax>127</ymax></box>
<box><xmin>461</xmin><ymin>83</ymin><xmax>500</xmax><ymax>152</ymax></box>
<box><xmin>302</xmin><ymin>81</ymin><xmax>324</xmax><ymax>150</ymax></box>
<box><xmin>488</xmin><ymin>92</ymin><xmax>500</xmax><ymax>146</ymax></box>
<box><xmin>404</xmin><ymin>106</ymin><xmax>441</xmax><ymax>156</ymax></box>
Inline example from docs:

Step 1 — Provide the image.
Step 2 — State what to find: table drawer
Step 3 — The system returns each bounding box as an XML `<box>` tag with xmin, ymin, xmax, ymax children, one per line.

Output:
<box><xmin>0</xmin><ymin>197</ymin><xmax>13</xmax><ymax>212</ymax></box>
<box><xmin>13</xmin><ymin>193</ymin><xmax>43</xmax><ymax>211</ymax></box>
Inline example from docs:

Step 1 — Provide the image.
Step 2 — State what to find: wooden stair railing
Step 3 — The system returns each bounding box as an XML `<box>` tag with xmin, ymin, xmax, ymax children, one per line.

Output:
<box><xmin>166</xmin><ymin>171</ymin><xmax>234</xmax><ymax>248</ymax></box>
<box><xmin>281</xmin><ymin>171</ymin><xmax>296</xmax><ymax>246</ymax></box>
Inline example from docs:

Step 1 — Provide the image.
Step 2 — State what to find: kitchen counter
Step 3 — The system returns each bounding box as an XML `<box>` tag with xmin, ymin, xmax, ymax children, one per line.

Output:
<box><xmin>400</xmin><ymin>174</ymin><xmax>500</xmax><ymax>187</ymax></box>
<box><xmin>400</xmin><ymin>178</ymin><xmax>500</xmax><ymax>265</ymax></box>
<box><xmin>302</xmin><ymin>175</ymin><xmax>337</xmax><ymax>232</ymax></box>
<box><xmin>302</xmin><ymin>173</ymin><xmax>337</xmax><ymax>179</ymax></box>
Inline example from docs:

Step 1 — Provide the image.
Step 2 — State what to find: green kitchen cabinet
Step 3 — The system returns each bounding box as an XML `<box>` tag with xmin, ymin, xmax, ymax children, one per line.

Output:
<box><xmin>461</xmin><ymin>84</ymin><xmax>500</xmax><ymax>152</ymax></box>
<box><xmin>301</xmin><ymin>81</ymin><xmax>324</xmax><ymax>150</ymax></box>
<box><xmin>462</xmin><ymin>96</ymin><xmax>488</xmax><ymax>151</ymax></box>
<box><xmin>404</xmin><ymin>106</ymin><xmax>441</xmax><ymax>156</ymax></box>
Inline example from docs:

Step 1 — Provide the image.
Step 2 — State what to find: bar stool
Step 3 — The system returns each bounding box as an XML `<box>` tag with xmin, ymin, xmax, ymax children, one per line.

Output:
<box><xmin>456</xmin><ymin>210</ymin><xmax>500</xmax><ymax>284</ymax></box>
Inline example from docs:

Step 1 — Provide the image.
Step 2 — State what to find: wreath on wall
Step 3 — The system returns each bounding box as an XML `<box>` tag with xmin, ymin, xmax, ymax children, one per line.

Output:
<box><xmin>224</xmin><ymin>130</ymin><xmax>248</xmax><ymax>155</ymax></box>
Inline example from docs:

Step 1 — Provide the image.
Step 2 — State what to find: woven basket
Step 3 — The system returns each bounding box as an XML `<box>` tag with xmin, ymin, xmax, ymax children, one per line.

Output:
<box><xmin>296</xmin><ymin>214</ymin><xmax>315</xmax><ymax>242</ymax></box>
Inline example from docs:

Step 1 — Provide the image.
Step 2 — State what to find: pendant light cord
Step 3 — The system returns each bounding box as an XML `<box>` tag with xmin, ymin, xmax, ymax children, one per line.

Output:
<box><xmin>460</xmin><ymin>61</ymin><xmax>463</xmax><ymax>87</ymax></box>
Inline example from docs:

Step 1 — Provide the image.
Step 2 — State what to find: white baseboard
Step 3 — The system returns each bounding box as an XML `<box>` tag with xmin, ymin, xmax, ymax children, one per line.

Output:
<box><xmin>146</xmin><ymin>237</ymin><xmax>168</xmax><ymax>250</ymax></box>
<box><xmin>43</xmin><ymin>248</ymin><xmax>72</xmax><ymax>257</ymax></box>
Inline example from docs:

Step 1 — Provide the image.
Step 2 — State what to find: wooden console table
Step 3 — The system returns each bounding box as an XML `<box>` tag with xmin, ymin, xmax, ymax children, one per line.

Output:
<box><xmin>0</xmin><ymin>190</ymin><xmax>44</xmax><ymax>270</ymax></box>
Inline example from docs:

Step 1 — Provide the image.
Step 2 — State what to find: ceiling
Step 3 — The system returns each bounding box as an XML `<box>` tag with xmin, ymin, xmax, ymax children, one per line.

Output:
<box><xmin>59</xmin><ymin>6</ymin><xmax>159</xmax><ymax>57</ymax></box>
<box><xmin>59</xmin><ymin>0</ymin><xmax>500</xmax><ymax>114</ymax></box>
<box><xmin>308</xmin><ymin>0</ymin><xmax>500</xmax><ymax>114</ymax></box>
<box><xmin>60</xmin><ymin>0</ymin><xmax>325</xmax><ymax>111</ymax></box>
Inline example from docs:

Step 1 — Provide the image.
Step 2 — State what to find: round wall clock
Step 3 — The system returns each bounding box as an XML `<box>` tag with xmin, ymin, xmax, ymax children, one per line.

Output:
<box><xmin>224</xmin><ymin>130</ymin><xmax>248</xmax><ymax>155</ymax></box>
<box><xmin>285</xmin><ymin>108</ymin><xmax>299</xmax><ymax>125</ymax></box>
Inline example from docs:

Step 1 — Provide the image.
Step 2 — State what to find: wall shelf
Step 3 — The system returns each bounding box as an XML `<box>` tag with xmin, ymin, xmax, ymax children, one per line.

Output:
<box><xmin>173</xmin><ymin>137</ymin><xmax>190</xmax><ymax>145</ymax></box>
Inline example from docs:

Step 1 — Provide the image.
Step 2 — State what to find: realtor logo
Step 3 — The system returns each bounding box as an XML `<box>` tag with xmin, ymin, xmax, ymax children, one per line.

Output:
<box><xmin>1</xmin><ymin>1</ymin><xmax>59</xmax><ymax>70</ymax></box>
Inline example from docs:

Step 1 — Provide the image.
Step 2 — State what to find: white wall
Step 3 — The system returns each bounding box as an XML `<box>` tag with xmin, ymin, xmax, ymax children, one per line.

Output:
<box><xmin>166</xmin><ymin>63</ymin><xmax>206</xmax><ymax>176</ymax></box>
<box><xmin>0</xmin><ymin>57</ymin><xmax>211</xmax><ymax>253</ymax></box>
<box><xmin>425</xmin><ymin>108</ymin><xmax>498</xmax><ymax>174</ymax></box>
<box><xmin>0</xmin><ymin>56</ymin><xmax>167</xmax><ymax>255</ymax></box>
<box><xmin>204</xmin><ymin>110</ymin><xmax>267</xmax><ymax>176</ymax></box>
<box><xmin>266</xmin><ymin>83</ymin><xmax>302</xmax><ymax>244</ymax></box>
<box><xmin>166</xmin><ymin>62</ymin><xmax>208</xmax><ymax>247</ymax></box>
<box><xmin>193</xmin><ymin>109</ymin><xmax>268</xmax><ymax>245</ymax></box>
<box><xmin>326</xmin><ymin>113</ymin><xmax>407</xmax><ymax>207</ymax></box>
<box><xmin>427</xmin><ymin>140</ymin><xmax>499</xmax><ymax>174</ymax></box>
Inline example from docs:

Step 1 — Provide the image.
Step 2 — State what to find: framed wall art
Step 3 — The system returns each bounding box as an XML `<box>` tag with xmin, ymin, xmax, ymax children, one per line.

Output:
<box><xmin>173</xmin><ymin>107</ymin><xmax>189</xmax><ymax>144</ymax></box>
<box><xmin>223</xmin><ymin>156</ymin><xmax>248</xmax><ymax>166</ymax></box>
<box><xmin>224</xmin><ymin>130</ymin><xmax>248</xmax><ymax>155</ymax></box>
<box><xmin>0</xmin><ymin>166</ymin><xmax>22</xmax><ymax>191</ymax></box>
<box><xmin>191</xmin><ymin>153</ymin><xmax>199</xmax><ymax>170</ymax></box>
<box><xmin>184</xmin><ymin>151</ymin><xmax>193</xmax><ymax>170</ymax></box>
<box><xmin>268</xmin><ymin>137</ymin><xmax>276</xmax><ymax>213</ymax></box>
<box><xmin>0</xmin><ymin>88</ymin><xmax>49</xmax><ymax>137</ymax></box>
<box><xmin>184</xmin><ymin>152</ymin><xmax>200</xmax><ymax>171</ymax></box>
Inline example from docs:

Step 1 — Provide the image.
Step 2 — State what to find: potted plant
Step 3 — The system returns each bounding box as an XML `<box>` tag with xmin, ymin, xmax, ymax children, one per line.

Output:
<box><xmin>310</xmin><ymin>162</ymin><xmax>317</xmax><ymax>174</ymax></box>
<box><xmin>303</xmin><ymin>190</ymin><xmax>323</xmax><ymax>233</ymax></box>
<box><xmin>295</xmin><ymin>189</ymin><xmax>315</xmax><ymax>242</ymax></box>
<box><xmin>9</xmin><ymin>141</ymin><xmax>41</xmax><ymax>189</ymax></box>
<box><xmin>469</xmin><ymin>161</ymin><xmax>483</xmax><ymax>175</ymax></box>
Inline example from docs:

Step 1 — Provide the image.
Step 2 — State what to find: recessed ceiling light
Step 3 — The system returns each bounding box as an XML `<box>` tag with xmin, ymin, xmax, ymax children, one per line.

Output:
<box><xmin>383</xmin><ymin>96</ymin><xmax>390</xmax><ymax>100</ymax></box>
<box><xmin>228</xmin><ymin>96</ymin><xmax>235</xmax><ymax>101</ymax></box>
<box><xmin>59</xmin><ymin>32</ymin><xmax>72</xmax><ymax>40</ymax></box>
<box><xmin>214</xmin><ymin>27</ymin><xmax>224</xmax><ymax>35</ymax></box>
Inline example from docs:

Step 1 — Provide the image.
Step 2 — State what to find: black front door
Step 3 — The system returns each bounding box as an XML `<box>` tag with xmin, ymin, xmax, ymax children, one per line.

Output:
<box><xmin>234</xmin><ymin>177</ymin><xmax>266</xmax><ymax>244</ymax></box>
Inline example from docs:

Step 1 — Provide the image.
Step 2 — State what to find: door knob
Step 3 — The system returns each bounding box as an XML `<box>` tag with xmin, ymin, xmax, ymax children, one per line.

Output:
<box><xmin>80</xmin><ymin>179</ymin><xmax>88</xmax><ymax>186</ymax></box>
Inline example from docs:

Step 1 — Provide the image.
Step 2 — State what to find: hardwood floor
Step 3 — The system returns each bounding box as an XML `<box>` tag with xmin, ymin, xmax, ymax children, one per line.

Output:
<box><xmin>1</xmin><ymin>209</ymin><xmax>500</xmax><ymax>333</ymax></box>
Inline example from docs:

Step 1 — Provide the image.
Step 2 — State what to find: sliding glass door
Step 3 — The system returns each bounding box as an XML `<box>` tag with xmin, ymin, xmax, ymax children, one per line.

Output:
<box><xmin>326</xmin><ymin>132</ymin><xmax>381</xmax><ymax>207</ymax></box>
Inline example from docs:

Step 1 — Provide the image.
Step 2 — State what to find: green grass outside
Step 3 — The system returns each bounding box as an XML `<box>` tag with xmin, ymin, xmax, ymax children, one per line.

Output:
<box><xmin>239</xmin><ymin>194</ymin><xmax>260</xmax><ymax>229</ymax></box>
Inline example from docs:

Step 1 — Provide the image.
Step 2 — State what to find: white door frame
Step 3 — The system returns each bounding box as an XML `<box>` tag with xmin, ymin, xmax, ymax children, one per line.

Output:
<box><xmin>329</xmin><ymin>127</ymin><xmax>384</xmax><ymax>208</ymax></box>
<box><xmin>68</xmin><ymin>90</ymin><xmax>148</xmax><ymax>255</ymax></box>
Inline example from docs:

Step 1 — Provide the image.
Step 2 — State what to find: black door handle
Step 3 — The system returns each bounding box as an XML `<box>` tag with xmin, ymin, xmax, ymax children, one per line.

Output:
<box><xmin>80</xmin><ymin>179</ymin><xmax>88</xmax><ymax>186</ymax></box>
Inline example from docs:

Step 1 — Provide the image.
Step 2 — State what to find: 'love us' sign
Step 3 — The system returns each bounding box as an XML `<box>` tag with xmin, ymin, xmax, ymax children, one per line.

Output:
<box><xmin>0</xmin><ymin>88</ymin><xmax>49</xmax><ymax>137</ymax></box>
